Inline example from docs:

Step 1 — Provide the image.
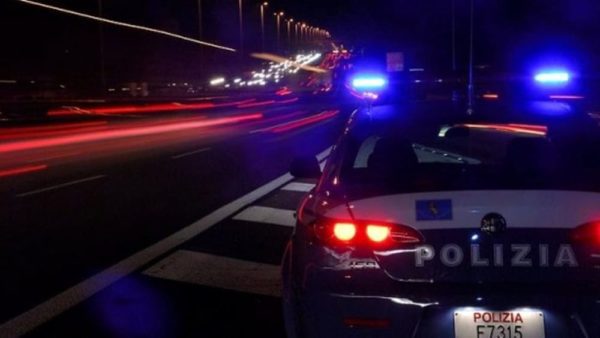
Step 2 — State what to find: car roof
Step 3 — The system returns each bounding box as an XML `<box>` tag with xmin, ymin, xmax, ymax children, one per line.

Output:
<box><xmin>349</xmin><ymin>100</ymin><xmax>599</xmax><ymax>138</ymax></box>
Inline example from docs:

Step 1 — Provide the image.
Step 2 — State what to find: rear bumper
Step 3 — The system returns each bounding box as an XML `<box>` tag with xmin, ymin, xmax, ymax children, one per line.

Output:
<box><xmin>294</xmin><ymin>290</ymin><xmax>600</xmax><ymax>338</ymax></box>
<box><xmin>287</xmin><ymin>268</ymin><xmax>600</xmax><ymax>338</ymax></box>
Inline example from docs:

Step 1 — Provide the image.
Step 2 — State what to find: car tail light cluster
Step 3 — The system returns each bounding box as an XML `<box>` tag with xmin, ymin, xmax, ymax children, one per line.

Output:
<box><xmin>571</xmin><ymin>221</ymin><xmax>600</xmax><ymax>246</ymax></box>
<box><xmin>314</xmin><ymin>219</ymin><xmax>422</xmax><ymax>246</ymax></box>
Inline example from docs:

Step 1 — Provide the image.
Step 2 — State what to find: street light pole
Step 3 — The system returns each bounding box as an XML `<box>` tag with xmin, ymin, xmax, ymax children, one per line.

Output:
<box><xmin>260</xmin><ymin>2</ymin><xmax>267</xmax><ymax>52</ymax></box>
<box><xmin>467</xmin><ymin>0</ymin><xmax>475</xmax><ymax>115</ymax></box>
<box><xmin>451</xmin><ymin>0</ymin><xmax>457</xmax><ymax>72</ymax></box>
<box><xmin>97</xmin><ymin>0</ymin><xmax>106</xmax><ymax>92</ymax></box>
<box><xmin>286</xmin><ymin>19</ymin><xmax>292</xmax><ymax>50</ymax></box>
<box><xmin>238</xmin><ymin>0</ymin><xmax>244</xmax><ymax>54</ymax></box>
<box><xmin>197</xmin><ymin>0</ymin><xmax>204</xmax><ymax>66</ymax></box>
<box><xmin>197</xmin><ymin>0</ymin><xmax>203</xmax><ymax>39</ymax></box>
<box><xmin>275</xmin><ymin>12</ymin><xmax>284</xmax><ymax>52</ymax></box>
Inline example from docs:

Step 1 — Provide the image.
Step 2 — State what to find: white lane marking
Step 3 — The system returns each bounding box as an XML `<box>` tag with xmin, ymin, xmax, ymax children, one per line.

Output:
<box><xmin>171</xmin><ymin>147</ymin><xmax>211</xmax><ymax>160</ymax></box>
<box><xmin>16</xmin><ymin>175</ymin><xmax>107</xmax><ymax>198</ymax></box>
<box><xmin>281</xmin><ymin>182</ymin><xmax>315</xmax><ymax>192</ymax></box>
<box><xmin>0</xmin><ymin>146</ymin><xmax>332</xmax><ymax>337</ymax></box>
<box><xmin>143</xmin><ymin>250</ymin><xmax>281</xmax><ymax>297</ymax></box>
<box><xmin>233</xmin><ymin>206</ymin><xmax>296</xmax><ymax>227</ymax></box>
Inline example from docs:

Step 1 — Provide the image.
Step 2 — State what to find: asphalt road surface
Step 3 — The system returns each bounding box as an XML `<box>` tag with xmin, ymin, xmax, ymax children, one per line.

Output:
<box><xmin>0</xmin><ymin>94</ymin><xmax>352</xmax><ymax>338</ymax></box>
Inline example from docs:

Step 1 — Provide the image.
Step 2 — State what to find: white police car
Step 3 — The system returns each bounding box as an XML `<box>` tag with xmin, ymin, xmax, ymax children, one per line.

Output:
<box><xmin>282</xmin><ymin>99</ymin><xmax>600</xmax><ymax>338</ymax></box>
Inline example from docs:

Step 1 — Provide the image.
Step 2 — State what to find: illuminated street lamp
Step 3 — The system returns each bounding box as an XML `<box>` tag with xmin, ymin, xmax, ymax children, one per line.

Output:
<box><xmin>260</xmin><ymin>2</ymin><xmax>268</xmax><ymax>51</ymax></box>
<box><xmin>274</xmin><ymin>11</ymin><xmax>284</xmax><ymax>50</ymax></box>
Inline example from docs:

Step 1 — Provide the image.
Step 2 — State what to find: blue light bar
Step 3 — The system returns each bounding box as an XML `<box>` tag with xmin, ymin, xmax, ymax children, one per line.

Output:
<box><xmin>534</xmin><ymin>71</ymin><xmax>570</xmax><ymax>84</ymax></box>
<box><xmin>352</xmin><ymin>76</ymin><xmax>387</xmax><ymax>90</ymax></box>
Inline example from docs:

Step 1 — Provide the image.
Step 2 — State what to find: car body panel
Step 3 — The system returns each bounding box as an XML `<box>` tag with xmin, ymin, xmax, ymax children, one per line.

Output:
<box><xmin>283</xmin><ymin>102</ymin><xmax>600</xmax><ymax>338</ymax></box>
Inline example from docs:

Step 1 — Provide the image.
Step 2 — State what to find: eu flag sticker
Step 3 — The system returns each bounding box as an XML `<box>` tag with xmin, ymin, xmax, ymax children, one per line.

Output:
<box><xmin>416</xmin><ymin>199</ymin><xmax>453</xmax><ymax>221</ymax></box>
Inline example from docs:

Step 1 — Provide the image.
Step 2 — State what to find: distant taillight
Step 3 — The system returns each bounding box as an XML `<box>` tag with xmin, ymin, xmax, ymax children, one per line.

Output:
<box><xmin>571</xmin><ymin>221</ymin><xmax>600</xmax><ymax>246</ymax></box>
<box><xmin>366</xmin><ymin>225</ymin><xmax>391</xmax><ymax>243</ymax></box>
<box><xmin>333</xmin><ymin>223</ymin><xmax>357</xmax><ymax>241</ymax></box>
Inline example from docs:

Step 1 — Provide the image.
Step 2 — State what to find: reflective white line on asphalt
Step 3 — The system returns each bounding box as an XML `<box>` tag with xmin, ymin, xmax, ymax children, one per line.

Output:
<box><xmin>143</xmin><ymin>250</ymin><xmax>281</xmax><ymax>297</ymax></box>
<box><xmin>281</xmin><ymin>182</ymin><xmax>315</xmax><ymax>192</ymax></box>
<box><xmin>0</xmin><ymin>145</ymin><xmax>332</xmax><ymax>337</ymax></box>
<box><xmin>171</xmin><ymin>147</ymin><xmax>211</xmax><ymax>159</ymax></box>
<box><xmin>16</xmin><ymin>175</ymin><xmax>107</xmax><ymax>198</ymax></box>
<box><xmin>233</xmin><ymin>206</ymin><xmax>296</xmax><ymax>227</ymax></box>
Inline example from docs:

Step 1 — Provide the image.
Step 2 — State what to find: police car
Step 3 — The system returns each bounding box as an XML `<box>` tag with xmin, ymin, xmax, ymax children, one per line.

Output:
<box><xmin>281</xmin><ymin>92</ymin><xmax>600</xmax><ymax>338</ymax></box>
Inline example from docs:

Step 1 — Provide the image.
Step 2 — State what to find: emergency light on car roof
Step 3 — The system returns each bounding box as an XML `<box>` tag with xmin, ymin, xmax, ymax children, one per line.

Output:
<box><xmin>534</xmin><ymin>71</ymin><xmax>570</xmax><ymax>84</ymax></box>
<box><xmin>351</xmin><ymin>76</ymin><xmax>387</xmax><ymax>90</ymax></box>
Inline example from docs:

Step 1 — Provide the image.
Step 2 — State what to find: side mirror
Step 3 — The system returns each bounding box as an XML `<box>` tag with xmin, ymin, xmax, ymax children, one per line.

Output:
<box><xmin>290</xmin><ymin>156</ymin><xmax>321</xmax><ymax>179</ymax></box>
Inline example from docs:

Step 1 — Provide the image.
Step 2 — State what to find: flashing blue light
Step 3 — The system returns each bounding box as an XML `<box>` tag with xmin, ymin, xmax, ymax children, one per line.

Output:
<box><xmin>534</xmin><ymin>71</ymin><xmax>570</xmax><ymax>84</ymax></box>
<box><xmin>352</xmin><ymin>76</ymin><xmax>387</xmax><ymax>90</ymax></box>
<box><xmin>470</xmin><ymin>234</ymin><xmax>479</xmax><ymax>241</ymax></box>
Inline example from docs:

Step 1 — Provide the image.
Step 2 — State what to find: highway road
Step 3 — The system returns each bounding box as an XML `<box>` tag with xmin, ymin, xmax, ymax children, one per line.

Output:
<box><xmin>0</xmin><ymin>94</ymin><xmax>352</xmax><ymax>337</ymax></box>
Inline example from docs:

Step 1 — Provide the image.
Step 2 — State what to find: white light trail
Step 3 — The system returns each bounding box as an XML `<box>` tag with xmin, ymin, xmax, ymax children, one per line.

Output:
<box><xmin>16</xmin><ymin>0</ymin><xmax>236</xmax><ymax>52</ymax></box>
<box><xmin>209</xmin><ymin>77</ymin><xmax>226</xmax><ymax>86</ymax></box>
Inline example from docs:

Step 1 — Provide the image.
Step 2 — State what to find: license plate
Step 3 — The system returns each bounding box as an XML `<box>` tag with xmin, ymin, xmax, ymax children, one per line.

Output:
<box><xmin>454</xmin><ymin>310</ymin><xmax>545</xmax><ymax>338</ymax></box>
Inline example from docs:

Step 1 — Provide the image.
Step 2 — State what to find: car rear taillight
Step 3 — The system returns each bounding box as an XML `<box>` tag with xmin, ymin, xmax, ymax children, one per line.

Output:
<box><xmin>366</xmin><ymin>225</ymin><xmax>391</xmax><ymax>242</ymax></box>
<box><xmin>333</xmin><ymin>223</ymin><xmax>357</xmax><ymax>241</ymax></box>
<box><xmin>314</xmin><ymin>219</ymin><xmax>422</xmax><ymax>246</ymax></box>
<box><xmin>571</xmin><ymin>221</ymin><xmax>600</xmax><ymax>246</ymax></box>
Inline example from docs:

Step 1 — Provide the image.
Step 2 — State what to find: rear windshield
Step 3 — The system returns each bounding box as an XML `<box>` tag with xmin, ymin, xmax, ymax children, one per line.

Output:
<box><xmin>338</xmin><ymin>119</ymin><xmax>600</xmax><ymax>193</ymax></box>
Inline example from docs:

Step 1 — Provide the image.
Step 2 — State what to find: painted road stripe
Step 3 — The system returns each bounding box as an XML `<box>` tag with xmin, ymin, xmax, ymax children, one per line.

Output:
<box><xmin>233</xmin><ymin>206</ymin><xmax>296</xmax><ymax>227</ymax></box>
<box><xmin>144</xmin><ymin>250</ymin><xmax>281</xmax><ymax>297</ymax></box>
<box><xmin>281</xmin><ymin>182</ymin><xmax>315</xmax><ymax>192</ymax></box>
<box><xmin>16</xmin><ymin>175</ymin><xmax>107</xmax><ymax>198</ymax></box>
<box><xmin>0</xmin><ymin>146</ymin><xmax>332</xmax><ymax>337</ymax></box>
<box><xmin>171</xmin><ymin>147</ymin><xmax>211</xmax><ymax>159</ymax></box>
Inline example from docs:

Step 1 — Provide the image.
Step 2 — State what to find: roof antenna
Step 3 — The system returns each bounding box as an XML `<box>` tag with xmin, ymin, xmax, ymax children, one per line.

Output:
<box><xmin>466</xmin><ymin>0</ymin><xmax>475</xmax><ymax>115</ymax></box>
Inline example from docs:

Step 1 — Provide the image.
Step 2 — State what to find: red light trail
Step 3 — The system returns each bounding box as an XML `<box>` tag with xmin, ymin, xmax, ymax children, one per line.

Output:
<box><xmin>0</xmin><ymin>164</ymin><xmax>48</xmax><ymax>178</ymax></box>
<box><xmin>0</xmin><ymin>113</ymin><xmax>263</xmax><ymax>154</ymax></box>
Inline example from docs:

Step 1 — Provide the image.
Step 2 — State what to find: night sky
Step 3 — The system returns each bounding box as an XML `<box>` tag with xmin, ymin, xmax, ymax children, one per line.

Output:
<box><xmin>2</xmin><ymin>0</ymin><xmax>600</xmax><ymax>83</ymax></box>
